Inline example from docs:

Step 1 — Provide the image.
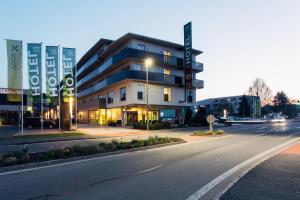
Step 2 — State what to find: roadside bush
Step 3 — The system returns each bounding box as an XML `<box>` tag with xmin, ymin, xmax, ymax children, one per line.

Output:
<box><xmin>0</xmin><ymin>136</ymin><xmax>183</xmax><ymax>168</ymax></box>
<box><xmin>133</xmin><ymin>121</ymin><xmax>171</xmax><ymax>130</ymax></box>
<box><xmin>192</xmin><ymin>129</ymin><xmax>225</xmax><ymax>136</ymax></box>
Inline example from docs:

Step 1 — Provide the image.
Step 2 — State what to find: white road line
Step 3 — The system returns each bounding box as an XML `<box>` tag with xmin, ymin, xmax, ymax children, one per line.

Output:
<box><xmin>0</xmin><ymin>152</ymin><xmax>129</xmax><ymax>176</ymax></box>
<box><xmin>185</xmin><ymin>136</ymin><xmax>300</xmax><ymax>200</ymax></box>
<box><xmin>255</xmin><ymin>130</ymin><xmax>265</xmax><ymax>133</ymax></box>
<box><xmin>281</xmin><ymin>132</ymin><xmax>300</xmax><ymax>139</ymax></box>
<box><xmin>254</xmin><ymin>133</ymin><xmax>268</xmax><ymax>137</ymax></box>
<box><xmin>137</xmin><ymin>165</ymin><xmax>162</xmax><ymax>174</ymax></box>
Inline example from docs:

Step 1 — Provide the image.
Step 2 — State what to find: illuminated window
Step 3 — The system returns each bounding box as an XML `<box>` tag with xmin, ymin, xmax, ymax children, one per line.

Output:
<box><xmin>163</xmin><ymin>50</ymin><xmax>171</xmax><ymax>63</ymax></box>
<box><xmin>164</xmin><ymin>88</ymin><xmax>171</xmax><ymax>102</ymax></box>
<box><xmin>107</xmin><ymin>91</ymin><xmax>114</xmax><ymax>104</ymax></box>
<box><xmin>120</xmin><ymin>87</ymin><xmax>126</xmax><ymax>101</ymax></box>
<box><xmin>164</xmin><ymin>68</ymin><xmax>170</xmax><ymax>75</ymax></box>
<box><xmin>137</xmin><ymin>84</ymin><xmax>144</xmax><ymax>100</ymax></box>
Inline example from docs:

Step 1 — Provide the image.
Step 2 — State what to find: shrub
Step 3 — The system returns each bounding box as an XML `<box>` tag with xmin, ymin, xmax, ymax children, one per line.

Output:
<box><xmin>133</xmin><ymin>121</ymin><xmax>171</xmax><ymax>130</ymax></box>
<box><xmin>0</xmin><ymin>136</ymin><xmax>183</xmax><ymax>167</ymax></box>
<box><xmin>192</xmin><ymin>129</ymin><xmax>225</xmax><ymax>136</ymax></box>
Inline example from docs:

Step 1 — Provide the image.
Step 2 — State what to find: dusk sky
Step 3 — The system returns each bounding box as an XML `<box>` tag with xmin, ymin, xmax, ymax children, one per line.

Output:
<box><xmin>0</xmin><ymin>0</ymin><xmax>299</xmax><ymax>100</ymax></box>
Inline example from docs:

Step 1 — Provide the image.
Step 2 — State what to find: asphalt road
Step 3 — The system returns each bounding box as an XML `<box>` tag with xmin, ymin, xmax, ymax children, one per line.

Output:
<box><xmin>0</xmin><ymin>121</ymin><xmax>300</xmax><ymax>200</ymax></box>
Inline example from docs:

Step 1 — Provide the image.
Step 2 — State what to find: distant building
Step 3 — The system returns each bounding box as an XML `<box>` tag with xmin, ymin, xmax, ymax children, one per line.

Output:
<box><xmin>0</xmin><ymin>88</ymin><xmax>30</xmax><ymax>125</ymax></box>
<box><xmin>196</xmin><ymin>95</ymin><xmax>261</xmax><ymax>117</ymax></box>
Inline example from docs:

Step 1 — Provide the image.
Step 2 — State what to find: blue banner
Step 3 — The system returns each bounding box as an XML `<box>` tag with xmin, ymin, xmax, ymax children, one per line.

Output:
<box><xmin>62</xmin><ymin>48</ymin><xmax>76</xmax><ymax>102</ymax></box>
<box><xmin>27</xmin><ymin>43</ymin><xmax>42</xmax><ymax>103</ymax></box>
<box><xmin>46</xmin><ymin>46</ymin><xmax>59</xmax><ymax>103</ymax></box>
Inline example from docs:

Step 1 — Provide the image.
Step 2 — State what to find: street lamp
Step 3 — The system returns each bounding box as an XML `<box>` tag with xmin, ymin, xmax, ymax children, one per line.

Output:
<box><xmin>144</xmin><ymin>58</ymin><xmax>153</xmax><ymax>132</ymax></box>
<box><xmin>227</xmin><ymin>98</ymin><xmax>231</xmax><ymax>119</ymax></box>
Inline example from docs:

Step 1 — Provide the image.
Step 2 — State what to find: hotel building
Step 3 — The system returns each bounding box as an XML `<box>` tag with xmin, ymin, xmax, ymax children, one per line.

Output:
<box><xmin>76</xmin><ymin>33</ymin><xmax>204</xmax><ymax>125</ymax></box>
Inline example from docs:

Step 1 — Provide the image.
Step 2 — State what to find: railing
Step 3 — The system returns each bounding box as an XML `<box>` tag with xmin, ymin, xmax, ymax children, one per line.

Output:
<box><xmin>192</xmin><ymin>79</ymin><xmax>204</xmax><ymax>89</ymax></box>
<box><xmin>77</xmin><ymin>47</ymin><xmax>203</xmax><ymax>87</ymax></box>
<box><xmin>192</xmin><ymin>62</ymin><xmax>203</xmax><ymax>72</ymax></box>
<box><xmin>78</xmin><ymin>70</ymin><xmax>183</xmax><ymax>98</ymax></box>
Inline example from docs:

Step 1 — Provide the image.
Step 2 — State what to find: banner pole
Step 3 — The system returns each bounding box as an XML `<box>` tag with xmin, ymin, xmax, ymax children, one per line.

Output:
<box><xmin>21</xmin><ymin>41</ymin><xmax>24</xmax><ymax>136</ymax></box>
<box><xmin>75</xmin><ymin>49</ymin><xmax>77</xmax><ymax>131</ymax></box>
<box><xmin>58</xmin><ymin>45</ymin><xmax>61</xmax><ymax>132</ymax></box>
<box><xmin>41</xmin><ymin>42</ymin><xmax>43</xmax><ymax>135</ymax></box>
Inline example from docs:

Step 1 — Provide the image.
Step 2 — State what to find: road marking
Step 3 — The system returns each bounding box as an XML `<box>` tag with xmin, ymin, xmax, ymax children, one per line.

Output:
<box><xmin>0</xmin><ymin>152</ymin><xmax>130</xmax><ymax>176</ymax></box>
<box><xmin>137</xmin><ymin>165</ymin><xmax>162</xmax><ymax>174</ymax></box>
<box><xmin>185</xmin><ymin>136</ymin><xmax>300</xmax><ymax>200</ymax></box>
<box><xmin>254</xmin><ymin>133</ymin><xmax>268</xmax><ymax>137</ymax></box>
<box><xmin>281</xmin><ymin>132</ymin><xmax>300</xmax><ymax>140</ymax></box>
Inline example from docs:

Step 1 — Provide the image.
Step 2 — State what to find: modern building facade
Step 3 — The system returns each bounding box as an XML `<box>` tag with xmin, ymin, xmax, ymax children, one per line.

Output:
<box><xmin>77</xmin><ymin>33</ymin><xmax>204</xmax><ymax>125</ymax></box>
<box><xmin>196</xmin><ymin>95</ymin><xmax>261</xmax><ymax>117</ymax></box>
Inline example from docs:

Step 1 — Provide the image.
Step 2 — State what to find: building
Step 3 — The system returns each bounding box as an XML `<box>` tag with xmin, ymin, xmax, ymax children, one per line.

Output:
<box><xmin>77</xmin><ymin>33</ymin><xmax>204</xmax><ymax>125</ymax></box>
<box><xmin>0</xmin><ymin>88</ymin><xmax>30</xmax><ymax>125</ymax></box>
<box><xmin>196</xmin><ymin>95</ymin><xmax>261</xmax><ymax>117</ymax></box>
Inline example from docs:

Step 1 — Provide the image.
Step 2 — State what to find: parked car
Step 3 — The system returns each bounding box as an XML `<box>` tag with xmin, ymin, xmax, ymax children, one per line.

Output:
<box><xmin>24</xmin><ymin>117</ymin><xmax>56</xmax><ymax>129</ymax></box>
<box><xmin>161</xmin><ymin>117</ymin><xmax>176</xmax><ymax>124</ymax></box>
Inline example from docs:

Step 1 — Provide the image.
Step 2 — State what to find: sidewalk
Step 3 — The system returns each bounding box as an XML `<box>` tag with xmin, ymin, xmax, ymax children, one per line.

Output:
<box><xmin>221</xmin><ymin>143</ymin><xmax>300</xmax><ymax>200</ymax></box>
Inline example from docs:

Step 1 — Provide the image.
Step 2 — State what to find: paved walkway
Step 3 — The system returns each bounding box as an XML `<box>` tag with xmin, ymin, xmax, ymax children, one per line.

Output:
<box><xmin>221</xmin><ymin>142</ymin><xmax>300</xmax><ymax>200</ymax></box>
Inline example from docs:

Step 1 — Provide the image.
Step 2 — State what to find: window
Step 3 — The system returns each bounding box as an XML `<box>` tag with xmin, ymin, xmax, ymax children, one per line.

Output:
<box><xmin>120</xmin><ymin>87</ymin><xmax>126</xmax><ymax>101</ymax></box>
<box><xmin>188</xmin><ymin>90</ymin><xmax>193</xmax><ymax>103</ymax></box>
<box><xmin>132</xmin><ymin>64</ymin><xmax>142</xmax><ymax>71</ymax></box>
<box><xmin>163</xmin><ymin>50</ymin><xmax>171</xmax><ymax>63</ymax></box>
<box><xmin>137</xmin><ymin>84</ymin><xmax>144</xmax><ymax>100</ymax></box>
<box><xmin>137</xmin><ymin>43</ymin><xmax>146</xmax><ymax>51</ymax></box>
<box><xmin>164</xmin><ymin>68</ymin><xmax>170</xmax><ymax>75</ymax></box>
<box><xmin>164</xmin><ymin>88</ymin><xmax>171</xmax><ymax>102</ymax></box>
<box><xmin>107</xmin><ymin>91</ymin><xmax>114</xmax><ymax>104</ymax></box>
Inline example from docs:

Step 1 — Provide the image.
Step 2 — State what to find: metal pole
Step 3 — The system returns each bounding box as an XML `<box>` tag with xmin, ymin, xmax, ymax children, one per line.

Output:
<box><xmin>41</xmin><ymin>42</ymin><xmax>43</xmax><ymax>135</ymax></box>
<box><xmin>75</xmin><ymin>49</ymin><xmax>77</xmax><ymax>131</ymax></box>
<box><xmin>146</xmin><ymin>65</ymin><xmax>149</xmax><ymax>133</ymax></box>
<box><xmin>21</xmin><ymin>41</ymin><xmax>24</xmax><ymax>136</ymax></box>
<box><xmin>228</xmin><ymin>98</ymin><xmax>230</xmax><ymax>119</ymax></box>
<box><xmin>58</xmin><ymin>45</ymin><xmax>61</xmax><ymax>131</ymax></box>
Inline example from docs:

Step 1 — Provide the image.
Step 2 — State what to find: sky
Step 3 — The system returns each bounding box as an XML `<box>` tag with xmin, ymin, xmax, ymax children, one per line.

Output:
<box><xmin>0</xmin><ymin>0</ymin><xmax>300</xmax><ymax>101</ymax></box>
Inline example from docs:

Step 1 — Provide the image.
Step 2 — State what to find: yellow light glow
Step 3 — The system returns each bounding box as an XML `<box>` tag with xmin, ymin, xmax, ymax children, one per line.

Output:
<box><xmin>145</xmin><ymin>58</ymin><xmax>153</xmax><ymax>67</ymax></box>
<box><xmin>69</xmin><ymin>97</ymin><xmax>73</xmax><ymax>119</ymax></box>
<box><xmin>27</xmin><ymin>106</ymin><xmax>32</xmax><ymax>112</ymax></box>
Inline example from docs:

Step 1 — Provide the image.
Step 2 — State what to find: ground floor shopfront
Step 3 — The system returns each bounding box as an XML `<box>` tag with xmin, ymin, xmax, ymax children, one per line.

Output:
<box><xmin>78</xmin><ymin>105</ymin><xmax>184</xmax><ymax>126</ymax></box>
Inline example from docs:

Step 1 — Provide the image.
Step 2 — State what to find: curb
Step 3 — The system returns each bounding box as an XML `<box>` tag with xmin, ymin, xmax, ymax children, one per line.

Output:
<box><xmin>0</xmin><ymin>140</ymin><xmax>185</xmax><ymax>173</ymax></box>
<box><xmin>213</xmin><ymin>137</ymin><xmax>300</xmax><ymax>200</ymax></box>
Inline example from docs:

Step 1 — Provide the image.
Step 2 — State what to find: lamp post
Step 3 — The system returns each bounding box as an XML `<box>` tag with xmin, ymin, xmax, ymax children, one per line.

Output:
<box><xmin>145</xmin><ymin>58</ymin><xmax>153</xmax><ymax>132</ymax></box>
<box><xmin>227</xmin><ymin>98</ymin><xmax>231</xmax><ymax>119</ymax></box>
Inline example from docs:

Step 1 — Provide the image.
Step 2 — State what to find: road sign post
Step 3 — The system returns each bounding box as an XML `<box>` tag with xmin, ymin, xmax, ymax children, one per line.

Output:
<box><xmin>207</xmin><ymin>115</ymin><xmax>216</xmax><ymax>132</ymax></box>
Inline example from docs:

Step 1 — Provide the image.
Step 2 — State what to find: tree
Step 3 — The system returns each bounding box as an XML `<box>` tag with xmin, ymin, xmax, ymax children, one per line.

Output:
<box><xmin>247</xmin><ymin>78</ymin><xmax>273</xmax><ymax>106</ymax></box>
<box><xmin>273</xmin><ymin>91</ymin><xmax>289</xmax><ymax>114</ymax></box>
<box><xmin>238</xmin><ymin>95</ymin><xmax>250</xmax><ymax>117</ymax></box>
<box><xmin>184</xmin><ymin>107</ymin><xmax>193</xmax><ymax>124</ymax></box>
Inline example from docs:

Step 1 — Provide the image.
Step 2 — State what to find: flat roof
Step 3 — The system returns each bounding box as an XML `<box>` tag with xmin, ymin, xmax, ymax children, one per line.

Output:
<box><xmin>77</xmin><ymin>33</ymin><xmax>203</xmax><ymax>69</ymax></box>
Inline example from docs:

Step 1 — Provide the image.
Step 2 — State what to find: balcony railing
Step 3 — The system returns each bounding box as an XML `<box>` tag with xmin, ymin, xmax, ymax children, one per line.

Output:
<box><xmin>77</xmin><ymin>47</ymin><xmax>203</xmax><ymax>87</ymax></box>
<box><xmin>192</xmin><ymin>62</ymin><xmax>203</xmax><ymax>72</ymax></box>
<box><xmin>192</xmin><ymin>79</ymin><xmax>204</xmax><ymax>89</ymax></box>
<box><xmin>78</xmin><ymin>70</ymin><xmax>184</xmax><ymax>98</ymax></box>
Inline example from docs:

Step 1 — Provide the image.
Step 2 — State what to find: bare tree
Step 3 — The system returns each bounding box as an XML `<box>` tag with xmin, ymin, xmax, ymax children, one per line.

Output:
<box><xmin>247</xmin><ymin>78</ymin><xmax>273</xmax><ymax>106</ymax></box>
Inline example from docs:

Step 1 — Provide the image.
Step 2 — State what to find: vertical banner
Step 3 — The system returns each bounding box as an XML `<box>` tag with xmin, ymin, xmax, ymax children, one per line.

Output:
<box><xmin>184</xmin><ymin>22</ymin><xmax>193</xmax><ymax>90</ymax></box>
<box><xmin>62</xmin><ymin>48</ymin><xmax>76</xmax><ymax>101</ymax></box>
<box><xmin>27</xmin><ymin>43</ymin><xmax>42</xmax><ymax>104</ymax></box>
<box><xmin>45</xmin><ymin>46</ymin><xmax>59</xmax><ymax>104</ymax></box>
<box><xmin>62</xmin><ymin>48</ymin><xmax>76</xmax><ymax>130</ymax></box>
<box><xmin>6</xmin><ymin>40</ymin><xmax>22</xmax><ymax>102</ymax></box>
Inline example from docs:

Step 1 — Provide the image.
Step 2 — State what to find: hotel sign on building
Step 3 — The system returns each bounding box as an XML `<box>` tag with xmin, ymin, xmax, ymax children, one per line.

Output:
<box><xmin>184</xmin><ymin>22</ymin><xmax>193</xmax><ymax>90</ymax></box>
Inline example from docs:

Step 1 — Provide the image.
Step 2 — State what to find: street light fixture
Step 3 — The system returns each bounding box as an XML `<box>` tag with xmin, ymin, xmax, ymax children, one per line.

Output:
<box><xmin>144</xmin><ymin>58</ymin><xmax>153</xmax><ymax>132</ymax></box>
<box><xmin>227</xmin><ymin>98</ymin><xmax>231</xmax><ymax>119</ymax></box>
